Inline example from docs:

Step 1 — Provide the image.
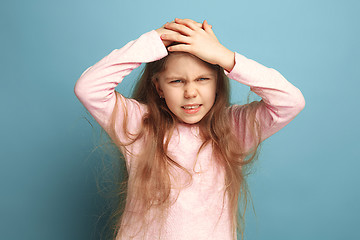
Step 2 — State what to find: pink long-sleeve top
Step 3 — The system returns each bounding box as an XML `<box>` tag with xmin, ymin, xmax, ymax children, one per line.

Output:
<box><xmin>74</xmin><ymin>30</ymin><xmax>305</xmax><ymax>240</ymax></box>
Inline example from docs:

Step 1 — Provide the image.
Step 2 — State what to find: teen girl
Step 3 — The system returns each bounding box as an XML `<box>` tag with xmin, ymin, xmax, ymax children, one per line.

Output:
<box><xmin>74</xmin><ymin>18</ymin><xmax>305</xmax><ymax>240</ymax></box>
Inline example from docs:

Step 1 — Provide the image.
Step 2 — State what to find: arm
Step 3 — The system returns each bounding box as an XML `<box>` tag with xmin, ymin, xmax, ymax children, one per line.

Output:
<box><xmin>74</xmin><ymin>30</ymin><xmax>168</xmax><ymax>137</ymax></box>
<box><xmin>227</xmin><ymin>53</ymin><xmax>305</xmax><ymax>150</ymax></box>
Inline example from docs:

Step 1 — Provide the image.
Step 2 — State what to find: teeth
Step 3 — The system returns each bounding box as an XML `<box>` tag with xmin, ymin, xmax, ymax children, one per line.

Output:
<box><xmin>183</xmin><ymin>105</ymin><xmax>200</xmax><ymax>109</ymax></box>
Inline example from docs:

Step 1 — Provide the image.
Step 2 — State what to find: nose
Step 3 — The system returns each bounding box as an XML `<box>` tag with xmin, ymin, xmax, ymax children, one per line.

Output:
<box><xmin>184</xmin><ymin>83</ymin><xmax>197</xmax><ymax>99</ymax></box>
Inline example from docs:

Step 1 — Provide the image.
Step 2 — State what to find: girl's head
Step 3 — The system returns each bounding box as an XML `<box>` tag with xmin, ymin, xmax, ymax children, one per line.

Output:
<box><xmin>133</xmin><ymin>51</ymin><xmax>230</xmax><ymax>124</ymax></box>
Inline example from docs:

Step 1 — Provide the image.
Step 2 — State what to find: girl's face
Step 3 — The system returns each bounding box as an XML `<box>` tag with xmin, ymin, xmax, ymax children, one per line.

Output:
<box><xmin>154</xmin><ymin>53</ymin><xmax>217</xmax><ymax>124</ymax></box>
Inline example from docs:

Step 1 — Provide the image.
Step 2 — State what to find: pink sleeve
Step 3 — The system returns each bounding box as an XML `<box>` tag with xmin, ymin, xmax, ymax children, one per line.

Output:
<box><xmin>74</xmin><ymin>30</ymin><xmax>168</xmax><ymax>139</ymax></box>
<box><xmin>227</xmin><ymin>52</ymin><xmax>305</xmax><ymax>151</ymax></box>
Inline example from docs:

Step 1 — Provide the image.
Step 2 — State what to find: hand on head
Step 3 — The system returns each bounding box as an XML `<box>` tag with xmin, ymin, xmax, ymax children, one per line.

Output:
<box><xmin>155</xmin><ymin>18</ymin><xmax>235</xmax><ymax>72</ymax></box>
<box><xmin>155</xmin><ymin>19</ymin><xmax>205</xmax><ymax>47</ymax></box>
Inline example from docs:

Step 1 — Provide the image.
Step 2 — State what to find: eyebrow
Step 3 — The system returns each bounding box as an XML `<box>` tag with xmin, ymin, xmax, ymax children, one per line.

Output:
<box><xmin>164</xmin><ymin>73</ymin><xmax>216</xmax><ymax>81</ymax></box>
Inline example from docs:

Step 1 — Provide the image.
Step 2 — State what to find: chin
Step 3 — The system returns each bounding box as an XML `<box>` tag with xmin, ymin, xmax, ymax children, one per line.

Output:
<box><xmin>179</xmin><ymin>117</ymin><xmax>203</xmax><ymax>125</ymax></box>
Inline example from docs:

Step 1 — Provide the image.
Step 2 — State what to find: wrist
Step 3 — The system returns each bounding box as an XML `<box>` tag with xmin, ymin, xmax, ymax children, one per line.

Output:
<box><xmin>217</xmin><ymin>47</ymin><xmax>235</xmax><ymax>72</ymax></box>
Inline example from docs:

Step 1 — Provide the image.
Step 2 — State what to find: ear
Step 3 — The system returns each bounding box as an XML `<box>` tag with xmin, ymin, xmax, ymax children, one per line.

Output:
<box><xmin>152</xmin><ymin>77</ymin><xmax>164</xmax><ymax>98</ymax></box>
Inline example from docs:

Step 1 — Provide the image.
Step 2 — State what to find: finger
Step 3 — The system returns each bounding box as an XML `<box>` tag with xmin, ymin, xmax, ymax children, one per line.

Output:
<box><xmin>195</xmin><ymin>22</ymin><xmax>203</xmax><ymax>28</ymax></box>
<box><xmin>164</xmin><ymin>22</ymin><xmax>192</xmax><ymax>36</ymax></box>
<box><xmin>202</xmin><ymin>20</ymin><xmax>212</xmax><ymax>32</ymax></box>
<box><xmin>160</xmin><ymin>33</ymin><xmax>191</xmax><ymax>44</ymax></box>
<box><xmin>167</xmin><ymin>44</ymin><xmax>192</xmax><ymax>53</ymax></box>
<box><xmin>174</xmin><ymin>18</ymin><xmax>203</xmax><ymax>29</ymax></box>
<box><xmin>175</xmin><ymin>18</ymin><xmax>202</xmax><ymax>27</ymax></box>
<box><xmin>202</xmin><ymin>20</ymin><xmax>218</xmax><ymax>39</ymax></box>
<box><xmin>203</xmin><ymin>20</ymin><xmax>214</xmax><ymax>32</ymax></box>
<box><xmin>174</xmin><ymin>18</ymin><xmax>198</xmax><ymax>30</ymax></box>
<box><xmin>181</xmin><ymin>18</ymin><xmax>203</xmax><ymax>27</ymax></box>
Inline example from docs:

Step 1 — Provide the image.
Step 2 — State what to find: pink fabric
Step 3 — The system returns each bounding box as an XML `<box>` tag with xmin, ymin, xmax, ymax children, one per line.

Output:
<box><xmin>74</xmin><ymin>30</ymin><xmax>305</xmax><ymax>239</ymax></box>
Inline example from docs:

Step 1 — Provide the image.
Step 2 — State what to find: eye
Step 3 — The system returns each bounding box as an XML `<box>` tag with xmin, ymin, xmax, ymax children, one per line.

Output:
<box><xmin>198</xmin><ymin>77</ymin><xmax>209</xmax><ymax>81</ymax></box>
<box><xmin>170</xmin><ymin>79</ymin><xmax>183</xmax><ymax>84</ymax></box>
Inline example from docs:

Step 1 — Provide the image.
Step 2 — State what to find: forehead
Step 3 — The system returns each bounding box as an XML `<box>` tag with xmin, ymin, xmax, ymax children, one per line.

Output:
<box><xmin>161</xmin><ymin>52</ymin><xmax>216</xmax><ymax>77</ymax></box>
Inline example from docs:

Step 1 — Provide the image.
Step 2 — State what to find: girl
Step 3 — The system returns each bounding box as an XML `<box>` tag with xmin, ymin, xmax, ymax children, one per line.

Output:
<box><xmin>74</xmin><ymin>18</ymin><xmax>305</xmax><ymax>240</ymax></box>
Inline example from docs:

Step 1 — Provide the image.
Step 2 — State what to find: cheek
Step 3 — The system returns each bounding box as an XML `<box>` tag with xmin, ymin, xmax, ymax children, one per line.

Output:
<box><xmin>163</xmin><ymin>89</ymin><xmax>180</xmax><ymax>108</ymax></box>
<box><xmin>205</xmin><ymin>85</ymin><xmax>217</xmax><ymax>103</ymax></box>
<box><xmin>162</xmin><ymin>87</ymin><xmax>176</xmax><ymax>99</ymax></box>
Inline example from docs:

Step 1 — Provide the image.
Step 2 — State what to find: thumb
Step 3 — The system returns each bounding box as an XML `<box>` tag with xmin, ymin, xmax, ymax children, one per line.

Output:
<box><xmin>202</xmin><ymin>20</ymin><xmax>212</xmax><ymax>31</ymax></box>
<box><xmin>203</xmin><ymin>20</ymin><xmax>217</xmax><ymax>40</ymax></box>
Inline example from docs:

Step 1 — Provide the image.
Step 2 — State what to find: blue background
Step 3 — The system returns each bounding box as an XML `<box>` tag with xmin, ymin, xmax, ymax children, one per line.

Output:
<box><xmin>1</xmin><ymin>0</ymin><xmax>359</xmax><ymax>239</ymax></box>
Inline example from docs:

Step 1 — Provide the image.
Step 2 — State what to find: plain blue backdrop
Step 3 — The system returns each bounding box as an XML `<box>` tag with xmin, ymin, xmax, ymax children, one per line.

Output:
<box><xmin>1</xmin><ymin>0</ymin><xmax>359</xmax><ymax>239</ymax></box>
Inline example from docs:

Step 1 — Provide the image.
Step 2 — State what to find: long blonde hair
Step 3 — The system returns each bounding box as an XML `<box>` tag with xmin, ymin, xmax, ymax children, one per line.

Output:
<box><xmin>105</xmin><ymin>52</ymin><xmax>262</xmax><ymax>239</ymax></box>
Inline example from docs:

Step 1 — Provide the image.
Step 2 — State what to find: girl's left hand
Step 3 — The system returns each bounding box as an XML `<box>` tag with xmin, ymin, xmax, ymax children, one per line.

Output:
<box><xmin>160</xmin><ymin>18</ymin><xmax>235</xmax><ymax>72</ymax></box>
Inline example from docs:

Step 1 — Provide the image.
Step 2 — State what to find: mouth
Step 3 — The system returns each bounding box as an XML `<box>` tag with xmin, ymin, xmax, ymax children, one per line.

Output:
<box><xmin>181</xmin><ymin>104</ymin><xmax>202</xmax><ymax>110</ymax></box>
<box><xmin>181</xmin><ymin>104</ymin><xmax>202</xmax><ymax>114</ymax></box>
